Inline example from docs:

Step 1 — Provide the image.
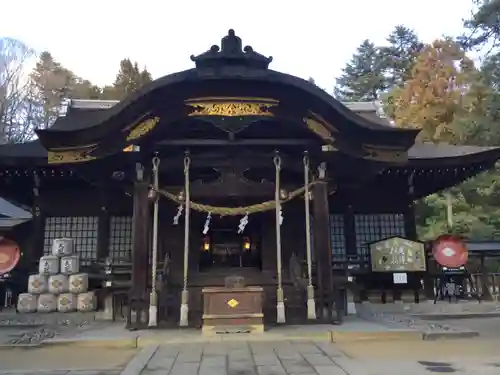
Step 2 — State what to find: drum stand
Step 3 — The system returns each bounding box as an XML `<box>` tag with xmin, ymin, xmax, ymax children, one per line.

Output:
<box><xmin>433</xmin><ymin>266</ymin><xmax>481</xmax><ymax>304</ymax></box>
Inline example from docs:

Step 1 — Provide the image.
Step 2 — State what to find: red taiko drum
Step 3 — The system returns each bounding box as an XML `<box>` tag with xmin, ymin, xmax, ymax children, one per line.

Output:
<box><xmin>0</xmin><ymin>237</ymin><xmax>20</xmax><ymax>274</ymax></box>
<box><xmin>432</xmin><ymin>234</ymin><xmax>468</xmax><ymax>268</ymax></box>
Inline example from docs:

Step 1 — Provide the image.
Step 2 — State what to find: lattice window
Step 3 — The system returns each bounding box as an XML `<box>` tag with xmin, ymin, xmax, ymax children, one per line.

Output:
<box><xmin>330</xmin><ymin>214</ymin><xmax>346</xmax><ymax>261</ymax></box>
<box><xmin>109</xmin><ymin>216</ymin><xmax>133</xmax><ymax>263</ymax></box>
<box><xmin>354</xmin><ymin>214</ymin><xmax>405</xmax><ymax>257</ymax></box>
<box><xmin>44</xmin><ymin>216</ymin><xmax>98</xmax><ymax>265</ymax></box>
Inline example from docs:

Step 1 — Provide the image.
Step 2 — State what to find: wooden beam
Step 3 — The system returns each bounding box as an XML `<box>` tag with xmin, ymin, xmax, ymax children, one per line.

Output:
<box><xmin>156</xmin><ymin>138</ymin><xmax>318</xmax><ymax>146</ymax></box>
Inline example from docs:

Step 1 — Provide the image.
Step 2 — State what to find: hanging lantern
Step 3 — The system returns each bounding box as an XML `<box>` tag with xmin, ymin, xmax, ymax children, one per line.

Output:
<box><xmin>202</xmin><ymin>236</ymin><xmax>210</xmax><ymax>252</ymax></box>
<box><xmin>243</xmin><ymin>237</ymin><xmax>251</xmax><ymax>251</ymax></box>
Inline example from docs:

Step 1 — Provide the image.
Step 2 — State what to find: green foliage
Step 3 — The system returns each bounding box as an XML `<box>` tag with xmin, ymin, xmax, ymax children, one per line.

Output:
<box><xmin>335</xmin><ymin>40</ymin><xmax>387</xmax><ymax>101</ymax></box>
<box><xmin>379</xmin><ymin>26</ymin><xmax>424</xmax><ymax>87</ymax></box>
<box><xmin>460</xmin><ymin>0</ymin><xmax>500</xmax><ymax>51</ymax></box>
<box><xmin>336</xmin><ymin>26</ymin><xmax>423</xmax><ymax>103</ymax></box>
<box><xmin>110</xmin><ymin>59</ymin><xmax>152</xmax><ymax>99</ymax></box>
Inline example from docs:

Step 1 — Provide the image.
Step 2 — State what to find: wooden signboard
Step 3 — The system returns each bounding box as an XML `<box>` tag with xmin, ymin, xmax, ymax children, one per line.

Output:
<box><xmin>370</xmin><ymin>236</ymin><xmax>426</xmax><ymax>272</ymax></box>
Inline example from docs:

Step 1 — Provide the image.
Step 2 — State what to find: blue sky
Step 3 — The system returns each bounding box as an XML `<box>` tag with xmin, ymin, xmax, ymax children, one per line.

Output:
<box><xmin>1</xmin><ymin>0</ymin><xmax>475</xmax><ymax>93</ymax></box>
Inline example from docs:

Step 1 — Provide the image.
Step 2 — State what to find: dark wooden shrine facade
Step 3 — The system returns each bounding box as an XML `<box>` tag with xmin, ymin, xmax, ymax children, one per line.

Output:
<box><xmin>0</xmin><ymin>30</ymin><xmax>500</xmax><ymax>328</ymax></box>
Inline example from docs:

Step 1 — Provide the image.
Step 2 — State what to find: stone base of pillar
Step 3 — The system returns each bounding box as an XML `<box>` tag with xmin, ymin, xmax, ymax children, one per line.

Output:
<box><xmin>96</xmin><ymin>294</ymin><xmax>114</xmax><ymax>320</ymax></box>
<box><xmin>179</xmin><ymin>290</ymin><xmax>189</xmax><ymax>327</ymax></box>
<box><xmin>276</xmin><ymin>287</ymin><xmax>286</xmax><ymax>323</ymax></box>
<box><xmin>346</xmin><ymin>289</ymin><xmax>356</xmax><ymax>315</ymax></box>
<box><xmin>306</xmin><ymin>285</ymin><xmax>316</xmax><ymax>320</ymax></box>
<box><xmin>148</xmin><ymin>291</ymin><xmax>158</xmax><ymax>327</ymax></box>
<box><xmin>277</xmin><ymin>301</ymin><xmax>286</xmax><ymax>323</ymax></box>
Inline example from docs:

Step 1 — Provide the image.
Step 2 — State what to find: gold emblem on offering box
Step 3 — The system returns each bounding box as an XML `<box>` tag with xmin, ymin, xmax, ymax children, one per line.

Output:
<box><xmin>126</xmin><ymin>116</ymin><xmax>160</xmax><ymax>141</ymax></box>
<box><xmin>227</xmin><ymin>298</ymin><xmax>239</xmax><ymax>308</ymax></box>
<box><xmin>185</xmin><ymin>97</ymin><xmax>278</xmax><ymax>117</ymax></box>
<box><xmin>60</xmin><ymin>296</ymin><xmax>69</xmax><ymax>305</ymax></box>
<box><xmin>31</xmin><ymin>280</ymin><xmax>41</xmax><ymax>289</ymax></box>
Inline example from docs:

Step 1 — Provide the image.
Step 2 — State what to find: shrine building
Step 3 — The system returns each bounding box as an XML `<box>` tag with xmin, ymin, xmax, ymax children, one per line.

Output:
<box><xmin>1</xmin><ymin>30</ymin><xmax>499</xmax><ymax>329</ymax></box>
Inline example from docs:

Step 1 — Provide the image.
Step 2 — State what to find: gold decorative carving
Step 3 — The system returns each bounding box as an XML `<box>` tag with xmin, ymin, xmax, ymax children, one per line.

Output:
<box><xmin>362</xmin><ymin>144</ymin><xmax>407</xmax><ymax>162</ymax></box>
<box><xmin>47</xmin><ymin>148</ymin><xmax>97</xmax><ymax>164</ymax></box>
<box><xmin>126</xmin><ymin>116</ymin><xmax>160</xmax><ymax>141</ymax></box>
<box><xmin>186</xmin><ymin>98</ymin><xmax>277</xmax><ymax>117</ymax></box>
<box><xmin>303</xmin><ymin>117</ymin><xmax>335</xmax><ymax>142</ymax></box>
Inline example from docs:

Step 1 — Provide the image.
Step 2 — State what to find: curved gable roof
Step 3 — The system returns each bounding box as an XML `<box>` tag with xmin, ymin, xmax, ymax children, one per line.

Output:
<box><xmin>34</xmin><ymin>30</ymin><xmax>419</xmax><ymax>160</ymax></box>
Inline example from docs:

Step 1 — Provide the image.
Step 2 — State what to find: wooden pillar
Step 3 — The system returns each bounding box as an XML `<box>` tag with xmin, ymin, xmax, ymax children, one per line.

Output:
<box><xmin>480</xmin><ymin>255</ymin><xmax>492</xmax><ymax>300</ymax></box>
<box><xmin>97</xmin><ymin>193</ymin><xmax>110</xmax><ymax>261</ymax></box>
<box><xmin>31</xmin><ymin>172</ymin><xmax>45</xmax><ymax>269</ymax></box>
<box><xmin>344</xmin><ymin>204</ymin><xmax>357</xmax><ymax>257</ymax></box>
<box><xmin>312</xmin><ymin>172</ymin><xmax>333</xmax><ymax>320</ymax></box>
<box><xmin>128</xmin><ymin>164</ymin><xmax>150</xmax><ymax>330</ymax></box>
<box><xmin>404</xmin><ymin>202</ymin><xmax>432</xmax><ymax>300</ymax></box>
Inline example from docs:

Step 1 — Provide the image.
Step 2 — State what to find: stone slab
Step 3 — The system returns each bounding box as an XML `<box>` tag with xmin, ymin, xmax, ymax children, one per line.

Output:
<box><xmin>120</xmin><ymin>345</ymin><xmax>158</xmax><ymax>375</ymax></box>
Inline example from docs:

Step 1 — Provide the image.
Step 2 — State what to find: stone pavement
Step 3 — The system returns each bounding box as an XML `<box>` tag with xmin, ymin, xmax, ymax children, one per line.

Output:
<box><xmin>0</xmin><ymin>346</ymin><xmax>136</xmax><ymax>375</ymax></box>
<box><xmin>133</xmin><ymin>341</ymin><xmax>347</xmax><ymax>375</ymax></box>
<box><xmin>123</xmin><ymin>340</ymin><xmax>500</xmax><ymax>375</ymax></box>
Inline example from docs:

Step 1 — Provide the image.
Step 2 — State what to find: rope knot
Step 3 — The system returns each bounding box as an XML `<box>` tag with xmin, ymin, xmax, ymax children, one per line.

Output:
<box><xmin>152</xmin><ymin>156</ymin><xmax>160</xmax><ymax>171</ymax></box>
<box><xmin>184</xmin><ymin>153</ymin><xmax>191</xmax><ymax>173</ymax></box>
<box><xmin>273</xmin><ymin>155</ymin><xmax>281</xmax><ymax>170</ymax></box>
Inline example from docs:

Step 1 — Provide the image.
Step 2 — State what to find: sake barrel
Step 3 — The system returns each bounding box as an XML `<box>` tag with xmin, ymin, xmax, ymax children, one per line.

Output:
<box><xmin>57</xmin><ymin>293</ymin><xmax>77</xmax><ymax>312</ymax></box>
<box><xmin>39</xmin><ymin>255</ymin><xmax>59</xmax><ymax>275</ymax></box>
<box><xmin>51</xmin><ymin>238</ymin><xmax>74</xmax><ymax>257</ymax></box>
<box><xmin>48</xmin><ymin>274</ymin><xmax>68</xmax><ymax>294</ymax></box>
<box><xmin>27</xmin><ymin>274</ymin><xmax>48</xmax><ymax>294</ymax></box>
<box><xmin>17</xmin><ymin>293</ymin><xmax>38</xmax><ymax>313</ymax></box>
<box><xmin>77</xmin><ymin>291</ymin><xmax>96</xmax><ymax>312</ymax></box>
<box><xmin>68</xmin><ymin>273</ymin><xmax>88</xmax><ymax>294</ymax></box>
<box><xmin>37</xmin><ymin>293</ymin><xmax>57</xmax><ymax>313</ymax></box>
<box><xmin>60</xmin><ymin>255</ymin><xmax>80</xmax><ymax>275</ymax></box>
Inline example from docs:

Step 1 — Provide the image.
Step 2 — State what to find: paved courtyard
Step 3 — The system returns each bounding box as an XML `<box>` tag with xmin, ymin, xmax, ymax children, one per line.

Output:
<box><xmin>128</xmin><ymin>340</ymin><xmax>500</xmax><ymax>375</ymax></box>
<box><xmin>0</xmin><ymin>339</ymin><xmax>499</xmax><ymax>374</ymax></box>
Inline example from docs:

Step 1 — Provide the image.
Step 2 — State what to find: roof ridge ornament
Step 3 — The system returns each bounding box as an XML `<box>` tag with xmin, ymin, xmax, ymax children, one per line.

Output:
<box><xmin>190</xmin><ymin>29</ymin><xmax>273</xmax><ymax>70</ymax></box>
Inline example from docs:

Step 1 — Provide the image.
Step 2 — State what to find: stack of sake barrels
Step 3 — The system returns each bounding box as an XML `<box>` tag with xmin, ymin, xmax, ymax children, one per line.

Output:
<box><xmin>17</xmin><ymin>238</ymin><xmax>96</xmax><ymax>313</ymax></box>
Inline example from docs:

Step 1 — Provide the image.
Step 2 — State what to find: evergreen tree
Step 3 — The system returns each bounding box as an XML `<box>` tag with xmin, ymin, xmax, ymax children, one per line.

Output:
<box><xmin>111</xmin><ymin>59</ymin><xmax>152</xmax><ymax>99</ymax></box>
<box><xmin>30</xmin><ymin>52</ymin><xmax>76</xmax><ymax>128</ymax></box>
<box><xmin>335</xmin><ymin>40</ymin><xmax>387</xmax><ymax>101</ymax></box>
<box><xmin>379</xmin><ymin>26</ymin><xmax>424</xmax><ymax>87</ymax></box>
<box><xmin>460</xmin><ymin>0</ymin><xmax>500</xmax><ymax>51</ymax></box>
